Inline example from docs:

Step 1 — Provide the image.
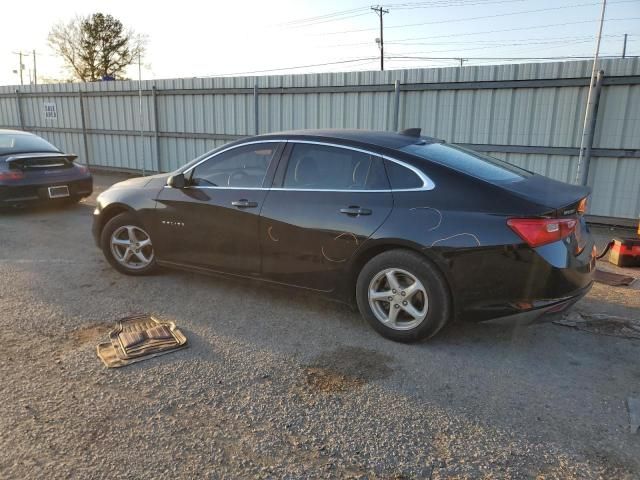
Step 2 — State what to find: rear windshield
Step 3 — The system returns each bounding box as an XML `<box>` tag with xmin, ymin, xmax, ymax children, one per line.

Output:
<box><xmin>0</xmin><ymin>133</ymin><xmax>59</xmax><ymax>156</ymax></box>
<box><xmin>401</xmin><ymin>142</ymin><xmax>531</xmax><ymax>183</ymax></box>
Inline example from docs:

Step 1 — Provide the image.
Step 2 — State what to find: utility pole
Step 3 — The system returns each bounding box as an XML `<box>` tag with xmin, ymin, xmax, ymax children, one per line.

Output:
<box><xmin>138</xmin><ymin>46</ymin><xmax>145</xmax><ymax>176</ymax></box>
<box><xmin>13</xmin><ymin>51</ymin><xmax>26</xmax><ymax>85</ymax></box>
<box><xmin>18</xmin><ymin>51</ymin><xmax>23</xmax><ymax>85</ymax></box>
<box><xmin>622</xmin><ymin>33</ymin><xmax>628</xmax><ymax>58</ymax></box>
<box><xmin>576</xmin><ymin>0</ymin><xmax>607</xmax><ymax>185</ymax></box>
<box><xmin>371</xmin><ymin>6</ymin><xmax>389</xmax><ymax>71</ymax></box>
<box><xmin>32</xmin><ymin>49</ymin><xmax>37</xmax><ymax>85</ymax></box>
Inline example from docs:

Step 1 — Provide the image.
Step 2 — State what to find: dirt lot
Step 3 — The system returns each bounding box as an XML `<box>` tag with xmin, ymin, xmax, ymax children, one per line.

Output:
<box><xmin>1</xmin><ymin>172</ymin><xmax>639</xmax><ymax>479</ymax></box>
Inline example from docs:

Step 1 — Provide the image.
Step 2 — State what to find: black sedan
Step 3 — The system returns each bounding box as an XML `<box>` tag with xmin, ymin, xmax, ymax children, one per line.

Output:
<box><xmin>92</xmin><ymin>129</ymin><xmax>595</xmax><ymax>342</ymax></box>
<box><xmin>0</xmin><ymin>129</ymin><xmax>92</xmax><ymax>207</ymax></box>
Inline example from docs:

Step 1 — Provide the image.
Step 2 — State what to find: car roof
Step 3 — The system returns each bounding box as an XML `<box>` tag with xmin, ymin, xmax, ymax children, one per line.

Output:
<box><xmin>0</xmin><ymin>129</ymin><xmax>35</xmax><ymax>136</ymax></box>
<box><xmin>256</xmin><ymin>129</ymin><xmax>443</xmax><ymax>151</ymax></box>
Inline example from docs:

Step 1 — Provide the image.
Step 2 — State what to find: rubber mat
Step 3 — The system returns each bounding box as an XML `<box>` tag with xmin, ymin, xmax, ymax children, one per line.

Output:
<box><xmin>594</xmin><ymin>268</ymin><xmax>635</xmax><ymax>287</ymax></box>
<box><xmin>97</xmin><ymin>314</ymin><xmax>187</xmax><ymax>368</ymax></box>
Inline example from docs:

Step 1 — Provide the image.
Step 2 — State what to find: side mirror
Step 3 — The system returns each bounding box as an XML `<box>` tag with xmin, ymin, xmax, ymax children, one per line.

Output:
<box><xmin>167</xmin><ymin>173</ymin><xmax>186</xmax><ymax>188</ymax></box>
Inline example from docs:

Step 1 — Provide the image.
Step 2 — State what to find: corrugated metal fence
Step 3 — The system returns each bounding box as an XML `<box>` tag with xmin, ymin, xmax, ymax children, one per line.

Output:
<box><xmin>1</xmin><ymin>58</ymin><xmax>639</xmax><ymax>220</ymax></box>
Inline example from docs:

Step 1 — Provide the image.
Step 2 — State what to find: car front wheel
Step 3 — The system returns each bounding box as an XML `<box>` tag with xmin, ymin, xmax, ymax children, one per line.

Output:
<box><xmin>356</xmin><ymin>249</ymin><xmax>451</xmax><ymax>342</ymax></box>
<box><xmin>100</xmin><ymin>212</ymin><xmax>157</xmax><ymax>275</ymax></box>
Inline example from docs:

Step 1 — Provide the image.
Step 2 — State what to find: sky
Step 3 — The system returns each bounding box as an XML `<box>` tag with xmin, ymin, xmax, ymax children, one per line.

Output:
<box><xmin>1</xmin><ymin>0</ymin><xmax>639</xmax><ymax>85</ymax></box>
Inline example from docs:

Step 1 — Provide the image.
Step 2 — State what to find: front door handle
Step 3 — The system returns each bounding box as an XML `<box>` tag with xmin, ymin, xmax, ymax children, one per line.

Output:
<box><xmin>232</xmin><ymin>199</ymin><xmax>258</xmax><ymax>208</ymax></box>
<box><xmin>340</xmin><ymin>206</ymin><xmax>372</xmax><ymax>216</ymax></box>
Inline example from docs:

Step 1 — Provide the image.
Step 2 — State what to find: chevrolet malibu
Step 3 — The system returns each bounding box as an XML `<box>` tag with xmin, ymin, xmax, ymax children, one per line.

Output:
<box><xmin>92</xmin><ymin>129</ymin><xmax>595</xmax><ymax>342</ymax></box>
<box><xmin>0</xmin><ymin>129</ymin><xmax>92</xmax><ymax>207</ymax></box>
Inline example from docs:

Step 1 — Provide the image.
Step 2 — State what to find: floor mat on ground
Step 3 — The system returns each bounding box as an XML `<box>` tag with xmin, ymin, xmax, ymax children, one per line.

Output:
<box><xmin>554</xmin><ymin>311</ymin><xmax>640</xmax><ymax>340</ymax></box>
<box><xmin>593</xmin><ymin>268</ymin><xmax>636</xmax><ymax>287</ymax></box>
<box><xmin>97</xmin><ymin>314</ymin><xmax>187</xmax><ymax>368</ymax></box>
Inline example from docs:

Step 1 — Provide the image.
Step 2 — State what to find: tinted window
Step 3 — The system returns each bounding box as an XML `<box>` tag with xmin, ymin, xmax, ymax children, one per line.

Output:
<box><xmin>0</xmin><ymin>133</ymin><xmax>59</xmax><ymax>155</ymax></box>
<box><xmin>401</xmin><ymin>143</ymin><xmax>529</xmax><ymax>183</ymax></box>
<box><xmin>384</xmin><ymin>160</ymin><xmax>423</xmax><ymax>189</ymax></box>
<box><xmin>283</xmin><ymin>143</ymin><xmax>388</xmax><ymax>190</ymax></box>
<box><xmin>190</xmin><ymin>143</ymin><xmax>278</xmax><ymax>188</ymax></box>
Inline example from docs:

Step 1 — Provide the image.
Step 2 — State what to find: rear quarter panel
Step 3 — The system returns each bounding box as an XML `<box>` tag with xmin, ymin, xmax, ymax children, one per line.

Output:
<box><xmin>358</xmin><ymin>164</ymin><xmax>559</xmax><ymax>319</ymax></box>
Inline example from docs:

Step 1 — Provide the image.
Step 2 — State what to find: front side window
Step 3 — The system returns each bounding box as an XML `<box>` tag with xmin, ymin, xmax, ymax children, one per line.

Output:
<box><xmin>189</xmin><ymin>143</ymin><xmax>279</xmax><ymax>188</ymax></box>
<box><xmin>283</xmin><ymin>143</ymin><xmax>388</xmax><ymax>190</ymax></box>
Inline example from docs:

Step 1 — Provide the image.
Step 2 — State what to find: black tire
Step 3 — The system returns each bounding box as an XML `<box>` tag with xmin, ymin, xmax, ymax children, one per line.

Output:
<box><xmin>100</xmin><ymin>211</ymin><xmax>158</xmax><ymax>276</ymax></box>
<box><xmin>356</xmin><ymin>249</ymin><xmax>451</xmax><ymax>342</ymax></box>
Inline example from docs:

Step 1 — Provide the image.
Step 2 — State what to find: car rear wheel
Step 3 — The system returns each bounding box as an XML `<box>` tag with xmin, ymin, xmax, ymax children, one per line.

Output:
<box><xmin>100</xmin><ymin>212</ymin><xmax>157</xmax><ymax>275</ymax></box>
<box><xmin>356</xmin><ymin>249</ymin><xmax>451</xmax><ymax>342</ymax></box>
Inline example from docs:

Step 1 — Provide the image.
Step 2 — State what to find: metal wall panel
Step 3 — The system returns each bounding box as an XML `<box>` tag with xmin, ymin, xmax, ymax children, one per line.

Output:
<box><xmin>1</xmin><ymin>58</ymin><xmax>639</xmax><ymax>220</ymax></box>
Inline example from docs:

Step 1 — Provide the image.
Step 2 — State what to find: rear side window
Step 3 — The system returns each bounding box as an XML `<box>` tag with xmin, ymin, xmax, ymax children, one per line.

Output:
<box><xmin>0</xmin><ymin>133</ymin><xmax>59</xmax><ymax>155</ymax></box>
<box><xmin>384</xmin><ymin>160</ymin><xmax>423</xmax><ymax>189</ymax></box>
<box><xmin>283</xmin><ymin>143</ymin><xmax>388</xmax><ymax>190</ymax></box>
<box><xmin>401</xmin><ymin>143</ymin><xmax>529</xmax><ymax>183</ymax></box>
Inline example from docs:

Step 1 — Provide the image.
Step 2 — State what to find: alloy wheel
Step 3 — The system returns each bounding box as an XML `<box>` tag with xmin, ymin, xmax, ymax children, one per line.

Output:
<box><xmin>368</xmin><ymin>268</ymin><xmax>429</xmax><ymax>330</ymax></box>
<box><xmin>110</xmin><ymin>225</ymin><xmax>154</xmax><ymax>270</ymax></box>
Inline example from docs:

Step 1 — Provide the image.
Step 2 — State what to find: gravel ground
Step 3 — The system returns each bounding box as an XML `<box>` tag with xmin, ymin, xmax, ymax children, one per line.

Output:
<box><xmin>0</xmin><ymin>172</ymin><xmax>639</xmax><ymax>479</ymax></box>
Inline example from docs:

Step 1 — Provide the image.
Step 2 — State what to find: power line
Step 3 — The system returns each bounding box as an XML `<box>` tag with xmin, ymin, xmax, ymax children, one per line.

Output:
<box><xmin>387</xmin><ymin>54</ymin><xmax>633</xmax><ymax>60</ymax></box>
<box><xmin>321</xmin><ymin>0</ymin><xmax>637</xmax><ymax>35</ymax></box>
<box><xmin>279</xmin><ymin>0</ymin><xmax>527</xmax><ymax>26</ymax></box>
<box><xmin>283</xmin><ymin>11</ymin><xmax>371</xmax><ymax>28</ymax></box>
<box><xmin>387</xmin><ymin>0</ymin><xmax>528</xmax><ymax>9</ymax></box>
<box><xmin>202</xmin><ymin>52</ymin><xmax>635</xmax><ymax>78</ymax></box>
<box><xmin>385</xmin><ymin>33</ymin><xmax>623</xmax><ymax>46</ymax></box>
<box><xmin>203</xmin><ymin>57</ymin><xmax>379</xmax><ymax>77</ymax></box>
<box><xmin>329</xmin><ymin>16</ymin><xmax>640</xmax><ymax>44</ymax></box>
<box><xmin>279</xmin><ymin>6</ymin><xmax>367</xmax><ymax>26</ymax></box>
<box><xmin>319</xmin><ymin>32</ymin><xmax>632</xmax><ymax>48</ymax></box>
<box><xmin>384</xmin><ymin>38</ymin><xmax>600</xmax><ymax>55</ymax></box>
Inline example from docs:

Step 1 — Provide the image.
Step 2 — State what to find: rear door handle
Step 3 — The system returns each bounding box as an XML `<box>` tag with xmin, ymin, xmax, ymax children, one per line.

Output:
<box><xmin>340</xmin><ymin>206</ymin><xmax>372</xmax><ymax>216</ymax></box>
<box><xmin>232</xmin><ymin>199</ymin><xmax>258</xmax><ymax>208</ymax></box>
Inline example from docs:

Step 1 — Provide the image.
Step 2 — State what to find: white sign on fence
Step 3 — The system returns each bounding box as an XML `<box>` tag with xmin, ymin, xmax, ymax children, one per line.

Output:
<box><xmin>44</xmin><ymin>102</ymin><xmax>57</xmax><ymax>120</ymax></box>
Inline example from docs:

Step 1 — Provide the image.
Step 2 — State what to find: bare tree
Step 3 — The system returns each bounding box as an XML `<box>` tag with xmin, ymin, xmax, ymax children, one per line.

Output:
<box><xmin>48</xmin><ymin>13</ymin><xmax>145</xmax><ymax>82</ymax></box>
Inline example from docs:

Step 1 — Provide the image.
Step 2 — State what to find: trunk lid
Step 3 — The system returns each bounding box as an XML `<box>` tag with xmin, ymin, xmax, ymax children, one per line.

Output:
<box><xmin>501</xmin><ymin>173</ymin><xmax>590</xmax><ymax>216</ymax></box>
<box><xmin>503</xmin><ymin>174</ymin><xmax>591</xmax><ymax>255</ymax></box>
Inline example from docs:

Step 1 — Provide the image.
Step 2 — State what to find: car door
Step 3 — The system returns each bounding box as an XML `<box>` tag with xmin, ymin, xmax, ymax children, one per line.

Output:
<box><xmin>154</xmin><ymin>141</ymin><xmax>284</xmax><ymax>274</ymax></box>
<box><xmin>259</xmin><ymin>141</ymin><xmax>393</xmax><ymax>291</ymax></box>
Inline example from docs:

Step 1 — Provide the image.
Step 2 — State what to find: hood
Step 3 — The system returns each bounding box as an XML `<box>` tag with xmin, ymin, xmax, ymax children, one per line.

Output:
<box><xmin>111</xmin><ymin>173</ymin><xmax>170</xmax><ymax>189</ymax></box>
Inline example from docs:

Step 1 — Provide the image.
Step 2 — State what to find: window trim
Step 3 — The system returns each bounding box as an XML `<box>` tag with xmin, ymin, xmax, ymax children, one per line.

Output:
<box><xmin>172</xmin><ymin>138</ymin><xmax>435</xmax><ymax>192</ymax></box>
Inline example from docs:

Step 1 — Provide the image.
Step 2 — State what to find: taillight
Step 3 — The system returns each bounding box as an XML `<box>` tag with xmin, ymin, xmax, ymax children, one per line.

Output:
<box><xmin>507</xmin><ymin>218</ymin><xmax>577</xmax><ymax>248</ymax></box>
<box><xmin>75</xmin><ymin>163</ymin><xmax>89</xmax><ymax>174</ymax></box>
<box><xmin>0</xmin><ymin>170</ymin><xmax>25</xmax><ymax>181</ymax></box>
<box><xmin>577</xmin><ymin>197</ymin><xmax>588</xmax><ymax>215</ymax></box>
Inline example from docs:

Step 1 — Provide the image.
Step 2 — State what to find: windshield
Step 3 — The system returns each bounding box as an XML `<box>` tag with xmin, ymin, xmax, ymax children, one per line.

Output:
<box><xmin>401</xmin><ymin>142</ymin><xmax>531</xmax><ymax>183</ymax></box>
<box><xmin>0</xmin><ymin>133</ymin><xmax>59</xmax><ymax>156</ymax></box>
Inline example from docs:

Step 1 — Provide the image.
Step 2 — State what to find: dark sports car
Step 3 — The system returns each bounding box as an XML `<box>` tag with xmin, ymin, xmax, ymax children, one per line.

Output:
<box><xmin>0</xmin><ymin>129</ymin><xmax>92</xmax><ymax>207</ymax></box>
<box><xmin>92</xmin><ymin>129</ymin><xmax>595</xmax><ymax>342</ymax></box>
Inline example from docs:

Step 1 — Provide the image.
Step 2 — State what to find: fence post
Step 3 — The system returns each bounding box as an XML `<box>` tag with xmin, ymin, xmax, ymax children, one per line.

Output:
<box><xmin>152</xmin><ymin>86</ymin><xmax>160</xmax><ymax>173</ymax></box>
<box><xmin>578</xmin><ymin>70</ymin><xmax>605</xmax><ymax>186</ymax></box>
<box><xmin>79</xmin><ymin>90</ymin><xmax>90</xmax><ymax>167</ymax></box>
<box><xmin>15</xmin><ymin>89</ymin><xmax>24</xmax><ymax>130</ymax></box>
<box><xmin>393</xmin><ymin>80</ymin><xmax>401</xmax><ymax>132</ymax></box>
<box><xmin>254</xmin><ymin>82</ymin><xmax>259</xmax><ymax>135</ymax></box>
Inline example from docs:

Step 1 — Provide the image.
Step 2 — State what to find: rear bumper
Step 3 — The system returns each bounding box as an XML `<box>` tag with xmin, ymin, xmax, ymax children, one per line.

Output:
<box><xmin>0</xmin><ymin>176</ymin><xmax>93</xmax><ymax>205</ymax></box>
<box><xmin>453</xmin><ymin>232</ymin><xmax>596</xmax><ymax>323</ymax></box>
<box><xmin>484</xmin><ymin>281</ymin><xmax>592</xmax><ymax>326</ymax></box>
